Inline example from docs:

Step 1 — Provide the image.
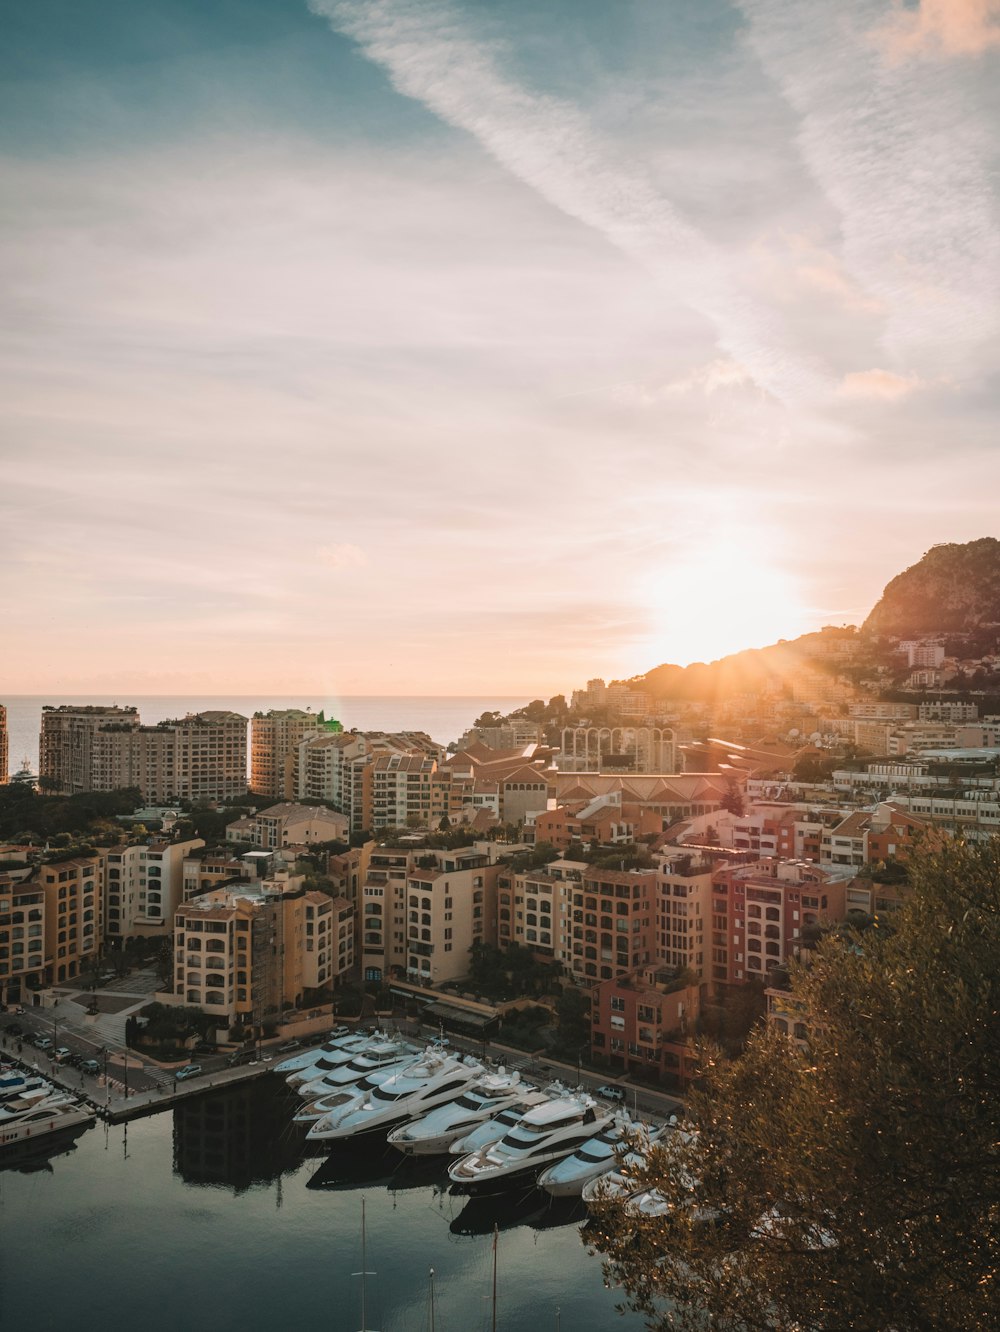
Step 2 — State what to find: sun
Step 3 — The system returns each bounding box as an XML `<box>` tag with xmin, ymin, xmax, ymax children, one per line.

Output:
<box><xmin>638</xmin><ymin>541</ymin><xmax>808</xmax><ymax>667</ymax></box>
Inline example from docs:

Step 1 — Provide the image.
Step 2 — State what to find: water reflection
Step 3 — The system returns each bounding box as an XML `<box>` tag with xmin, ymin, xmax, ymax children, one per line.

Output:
<box><xmin>0</xmin><ymin>1121</ymin><xmax>94</xmax><ymax>1175</ymax></box>
<box><xmin>448</xmin><ymin>1188</ymin><xmax>585</xmax><ymax>1236</ymax></box>
<box><xmin>172</xmin><ymin>1079</ymin><xmax>303</xmax><ymax>1191</ymax></box>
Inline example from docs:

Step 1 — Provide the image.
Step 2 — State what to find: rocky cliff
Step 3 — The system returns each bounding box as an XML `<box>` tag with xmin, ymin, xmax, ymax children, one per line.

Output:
<box><xmin>862</xmin><ymin>539</ymin><xmax>1000</xmax><ymax>638</ymax></box>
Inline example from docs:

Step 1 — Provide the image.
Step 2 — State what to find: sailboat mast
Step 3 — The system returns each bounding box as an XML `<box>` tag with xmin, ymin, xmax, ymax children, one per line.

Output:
<box><xmin>429</xmin><ymin>1267</ymin><xmax>436</xmax><ymax>1332</ymax></box>
<box><xmin>491</xmin><ymin>1224</ymin><xmax>498</xmax><ymax>1332</ymax></box>
<box><xmin>361</xmin><ymin>1199</ymin><xmax>368</xmax><ymax>1332</ymax></box>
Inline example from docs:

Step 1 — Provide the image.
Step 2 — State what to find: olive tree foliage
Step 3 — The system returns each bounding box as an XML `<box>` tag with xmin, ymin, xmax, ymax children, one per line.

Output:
<box><xmin>586</xmin><ymin>839</ymin><xmax>1000</xmax><ymax>1332</ymax></box>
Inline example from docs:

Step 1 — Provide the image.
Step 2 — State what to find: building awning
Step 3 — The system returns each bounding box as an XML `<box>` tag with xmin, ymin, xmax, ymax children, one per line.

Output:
<box><xmin>421</xmin><ymin>1001</ymin><xmax>499</xmax><ymax>1032</ymax></box>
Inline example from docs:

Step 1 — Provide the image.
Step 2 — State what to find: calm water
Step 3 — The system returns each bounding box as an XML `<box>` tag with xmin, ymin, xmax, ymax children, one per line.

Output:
<box><xmin>0</xmin><ymin>1078</ymin><xmax>646</xmax><ymax>1332</ymax></box>
<box><xmin>2</xmin><ymin>695</ymin><xmax>533</xmax><ymax>778</ymax></box>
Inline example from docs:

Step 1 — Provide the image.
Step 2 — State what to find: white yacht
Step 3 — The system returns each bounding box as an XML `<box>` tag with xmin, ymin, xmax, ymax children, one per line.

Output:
<box><xmin>295</xmin><ymin>1038</ymin><xmax>417</xmax><ymax>1100</ymax></box>
<box><xmin>447</xmin><ymin>1085</ymin><xmax>565</xmax><ymax>1157</ymax></box>
<box><xmin>285</xmin><ymin>1032</ymin><xmax>390</xmax><ymax>1088</ymax></box>
<box><xmin>537</xmin><ymin>1114</ymin><xmax>665</xmax><ymax>1198</ymax></box>
<box><xmin>388</xmin><ymin>1068</ymin><xmax>536</xmax><ymax>1156</ymax></box>
<box><xmin>448</xmin><ymin>1091</ymin><xmax>615</xmax><ymax>1193</ymax></box>
<box><xmin>272</xmin><ymin>1026</ymin><xmax>354</xmax><ymax>1076</ymax></box>
<box><xmin>292</xmin><ymin>1065</ymin><xmax>400</xmax><ymax>1125</ymax></box>
<box><xmin>307</xmin><ymin>1051</ymin><xmax>486</xmax><ymax>1144</ymax></box>
<box><xmin>0</xmin><ymin>1095</ymin><xmax>95</xmax><ymax>1151</ymax></box>
<box><xmin>0</xmin><ymin>1069</ymin><xmax>54</xmax><ymax>1104</ymax></box>
<box><xmin>581</xmin><ymin>1128</ymin><xmax>697</xmax><ymax>1214</ymax></box>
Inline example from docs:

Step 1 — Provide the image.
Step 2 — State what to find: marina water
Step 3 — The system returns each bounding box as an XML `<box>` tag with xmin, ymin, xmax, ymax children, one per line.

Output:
<box><xmin>0</xmin><ymin>1076</ymin><xmax>647</xmax><ymax>1331</ymax></box>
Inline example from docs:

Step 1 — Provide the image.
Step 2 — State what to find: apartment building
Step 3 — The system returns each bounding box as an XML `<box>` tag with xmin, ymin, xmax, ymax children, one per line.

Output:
<box><xmin>296</xmin><ymin>731</ymin><xmax>371</xmax><ymax>828</ymax></box>
<box><xmin>136</xmin><ymin>711</ymin><xmax>248</xmax><ymax>803</ymax></box>
<box><xmin>39</xmin><ymin>853</ymin><xmax>103</xmax><ymax>984</ymax></box>
<box><xmin>359</xmin><ymin>844</ymin><xmax>501</xmax><ymax>984</ymax></box>
<box><xmin>566</xmin><ymin>867</ymin><xmax>658</xmax><ymax>984</ymax></box>
<box><xmin>709</xmin><ymin>859</ymin><xmax>852</xmax><ymax>987</ymax></box>
<box><xmin>250</xmin><ymin>708</ymin><xmax>330</xmax><ymax>799</ymax></box>
<box><xmin>225</xmin><ymin>802</ymin><xmax>349</xmax><ymax>850</ymax></box>
<box><xmin>497</xmin><ymin>858</ymin><xmax>583</xmax><ymax>971</ymax></box>
<box><xmin>0</xmin><ymin>702</ymin><xmax>8</xmax><ymax>784</ymax></box>
<box><xmin>656</xmin><ymin>850</ymin><xmax>714</xmax><ymax>976</ymax></box>
<box><xmin>591</xmin><ymin>966</ymin><xmax>701</xmax><ymax>1088</ymax></box>
<box><xmin>39</xmin><ymin>705</ymin><xmax>141</xmax><ymax>795</ymax></box>
<box><xmin>363</xmin><ymin>752</ymin><xmax>437</xmax><ymax>831</ymax></box>
<box><xmin>0</xmin><ymin>876</ymin><xmax>46</xmax><ymax>1004</ymax></box>
<box><xmin>171</xmin><ymin>875</ymin><xmax>354</xmax><ymax>1024</ymax></box>
<box><xmin>103</xmin><ymin>836</ymin><xmax>205</xmax><ymax>940</ymax></box>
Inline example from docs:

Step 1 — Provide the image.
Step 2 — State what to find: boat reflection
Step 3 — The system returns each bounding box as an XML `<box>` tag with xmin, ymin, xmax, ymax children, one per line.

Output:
<box><xmin>172</xmin><ymin>1080</ymin><xmax>304</xmax><ymax>1191</ymax></box>
<box><xmin>448</xmin><ymin>1187</ymin><xmax>586</xmax><ymax>1236</ymax></box>
<box><xmin>307</xmin><ymin>1141</ymin><xmax>448</xmax><ymax>1195</ymax></box>
<box><xmin>0</xmin><ymin>1120</ymin><xmax>95</xmax><ymax>1174</ymax></box>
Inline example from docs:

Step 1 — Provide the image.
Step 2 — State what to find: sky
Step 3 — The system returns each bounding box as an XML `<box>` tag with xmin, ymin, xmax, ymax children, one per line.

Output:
<box><xmin>2</xmin><ymin>0</ymin><xmax>999</xmax><ymax>696</ymax></box>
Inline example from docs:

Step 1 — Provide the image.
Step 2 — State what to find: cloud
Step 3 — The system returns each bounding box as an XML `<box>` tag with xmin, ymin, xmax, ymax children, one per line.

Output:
<box><xmin>875</xmin><ymin>0</ymin><xmax>1000</xmax><ymax>61</ymax></box>
<box><xmin>308</xmin><ymin>0</ymin><xmax>831</xmax><ymax>404</ymax></box>
<box><xmin>317</xmin><ymin>542</ymin><xmax>368</xmax><ymax>569</ymax></box>
<box><xmin>739</xmin><ymin>0</ymin><xmax>1000</xmax><ymax>377</ymax></box>
<box><xmin>839</xmin><ymin>368</ymin><xmax>924</xmax><ymax>400</ymax></box>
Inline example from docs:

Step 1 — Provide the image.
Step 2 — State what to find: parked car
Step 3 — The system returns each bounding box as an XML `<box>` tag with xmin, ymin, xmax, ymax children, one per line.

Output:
<box><xmin>81</xmin><ymin>1059</ymin><xmax>101</xmax><ymax>1075</ymax></box>
<box><xmin>596</xmin><ymin>1084</ymin><xmax>627</xmax><ymax>1103</ymax></box>
<box><xmin>53</xmin><ymin>1046</ymin><xmax>73</xmax><ymax>1062</ymax></box>
<box><xmin>175</xmin><ymin>1064</ymin><xmax>202</xmax><ymax>1081</ymax></box>
<box><xmin>276</xmin><ymin>1039</ymin><xmax>300</xmax><ymax>1054</ymax></box>
<box><xmin>227</xmin><ymin>1049</ymin><xmax>257</xmax><ymax>1067</ymax></box>
<box><xmin>34</xmin><ymin>1036</ymin><xmax>53</xmax><ymax>1051</ymax></box>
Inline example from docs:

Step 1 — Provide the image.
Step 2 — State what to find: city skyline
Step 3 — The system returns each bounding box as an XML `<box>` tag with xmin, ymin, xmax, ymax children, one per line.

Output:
<box><xmin>2</xmin><ymin>0</ymin><xmax>999</xmax><ymax>694</ymax></box>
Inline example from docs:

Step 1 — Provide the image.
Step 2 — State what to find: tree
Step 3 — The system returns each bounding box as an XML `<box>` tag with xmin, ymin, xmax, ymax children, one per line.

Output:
<box><xmin>586</xmin><ymin>839</ymin><xmax>1000</xmax><ymax>1332</ymax></box>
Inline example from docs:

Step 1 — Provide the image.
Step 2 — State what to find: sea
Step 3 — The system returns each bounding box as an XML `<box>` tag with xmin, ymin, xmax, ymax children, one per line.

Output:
<box><xmin>2</xmin><ymin>696</ymin><xmax>534</xmax><ymax>779</ymax></box>
<box><xmin>0</xmin><ymin>1077</ymin><xmax>648</xmax><ymax>1332</ymax></box>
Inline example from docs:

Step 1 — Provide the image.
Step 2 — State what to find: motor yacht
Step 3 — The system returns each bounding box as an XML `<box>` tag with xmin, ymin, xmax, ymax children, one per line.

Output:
<box><xmin>307</xmin><ymin>1051</ymin><xmax>485</xmax><ymax>1144</ymax></box>
<box><xmin>537</xmin><ymin>1113</ymin><xmax>665</xmax><ymax>1198</ymax></box>
<box><xmin>292</xmin><ymin>1065</ymin><xmax>400</xmax><ymax>1125</ymax></box>
<box><xmin>272</xmin><ymin>1026</ymin><xmax>355</xmax><ymax>1076</ymax></box>
<box><xmin>581</xmin><ymin>1128</ymin><xmax>698</xmax><ymax>1215</ymax></box>
<box><xmin>388</xmin><ymin>1068</ymin><xmax>537</xmax><ymax>1156</ymax></box>
<box><xmin>0</xmin><ymin>1095</ymin><xmax>95</xmax><ymax>1151</ymax></box>
<box><xmin>285</xmin><ymin>1032</ymin><xmax>391</xmax><ymax>1088</ymax></box>
<box><xmin>448</xmin><ymin>1091</ymin><xmax>615</xmax><ymax>1193</ymax></box>
<box><xmin>447</xmin><ymin>1085</ymin><xmax>565</xmax><ymax>1156</ymax></box>
<box><xmin>295</xmin><ymin>1037</ymin><xmax>418</xmax><ymax>1100</ymax></box>
<box><xmin>0</xmin><ymin>1070</ymin><xmax>53</xmax><ymax>1104</ymax></box>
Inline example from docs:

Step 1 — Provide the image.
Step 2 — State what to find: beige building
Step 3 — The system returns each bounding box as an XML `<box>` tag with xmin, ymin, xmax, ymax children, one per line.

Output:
<box><xmin>251</xmin><ymin>708</ymin><xmax>330</xmax><ymax>799</ymax></box>
<box><xmin>359</xmin><ymin>844</ymin><xmax>500</xmax><ymax>984</ymax></box>
<box><xmin>39</xmin><ymin>705</ymin><xmax>141</xmax><ymax>795</ymax></box>
<box><xmin>103</xmin><ymin>836</ymin><xmax>205</xmax><ymax>940</ymax></box>
<box><xmin>171</xmin><ymin>874</ymin><xmax>355</xmax><ymax>1025</ymax></box>
<box><xmin>136</xmin><ymin>711</ymin><xmax>248</xmax><ymax>803</ymax></box>
<box><xmin>0</xmin><ymin>876</ymin><xmax>46</xmax><ymax>1004</ymax></box>
<box><xmin>225</xmin><ymin>802</ymin><xmax>349</xmax><ymax>850</ymax></box>
<box><xmin>363</xmin><ymin>752</ymin><xmax>437</xmax><ymax>830</ymax></box>
<box><xmin>39</xmin><ymin>853</ymin><xmax>103</xmax><ymax>984</ymax></box>
<box><xmin>0</xmin><ymin>702</ymin><xmax>8</xmax><ymax>784</ymax></box>
<box><xmin>296</xmin><ymin>731</ymin><xmax>372</xmax><ymax>827</ymax></box>
<box><xmin>38</xmin><ymin>705</ymin><xmax>247</xmax><ymax>802</ymax></box>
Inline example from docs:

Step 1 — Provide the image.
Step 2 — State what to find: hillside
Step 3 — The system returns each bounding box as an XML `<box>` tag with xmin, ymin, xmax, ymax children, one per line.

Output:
<box><xmin>862</xmin><ymin>538</ymin><xmax>1000</xmax><ymax>638</ymax></box>
<box><xmin>630</xmin><ymin>538</ymin><xmax>1000</xmax><ymax>702</ymax></box>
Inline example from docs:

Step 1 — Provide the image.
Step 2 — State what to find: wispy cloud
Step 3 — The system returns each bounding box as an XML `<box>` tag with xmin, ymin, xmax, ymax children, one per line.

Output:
<box><xmin>308</xmin><ymin>0</ymin><xmax>830</xmax><ymax>404</ymax></box>
<box><xmin>874</xmin><ymin>0</ymin><xmax>1000</xmax><ymax>62</ymax></box>
<box><xmin>839</xmin><ymin>368</ymin><xmax>924</xmax><ymax>401</ymax></box>
<box><xmin>317</xmin><ymin>542</ymin><xmax>368</xmax><ymax>569</ymax></box>
<box><xmin>739</xmin><ymin>0</ymin><xmax>1000</xmax><ymax>377</ymax></box>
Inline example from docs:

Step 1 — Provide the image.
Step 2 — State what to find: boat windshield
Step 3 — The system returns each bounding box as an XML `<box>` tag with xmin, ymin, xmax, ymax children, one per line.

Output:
<box><xmin>371</xmin><ymin>1086</ymin><xmax>408</xmax><ymax>1103</ymax></box>
<box><xmin>453</xmin><ymin>1094</ymin><xmax>487</xmax><ymax>1111</ymax></box>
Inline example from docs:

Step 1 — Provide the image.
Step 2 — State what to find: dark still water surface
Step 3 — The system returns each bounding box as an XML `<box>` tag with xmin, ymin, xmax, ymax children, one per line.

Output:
<box><xmin>0</xmin><ymin>1079</ymin><xmax>647</xmax><ymax>1332</ymax></box>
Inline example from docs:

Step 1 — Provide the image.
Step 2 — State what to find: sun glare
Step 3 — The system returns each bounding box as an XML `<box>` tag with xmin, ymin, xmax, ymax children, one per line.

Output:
<box><xmin>639</xmin><ymin>542</ymin><xmax>807</xmax><ymax>667</ymax></box>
